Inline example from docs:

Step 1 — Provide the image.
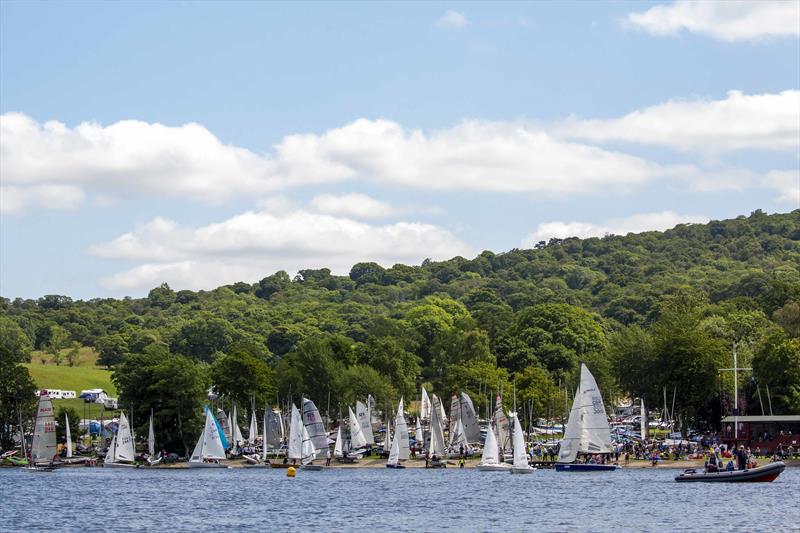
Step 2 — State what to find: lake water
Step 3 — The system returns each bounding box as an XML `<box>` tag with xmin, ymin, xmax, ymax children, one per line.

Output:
<box><xmin>1</xmin><ymin>466</ymin><xmax>798</xmax><ymax>532</ymax></box>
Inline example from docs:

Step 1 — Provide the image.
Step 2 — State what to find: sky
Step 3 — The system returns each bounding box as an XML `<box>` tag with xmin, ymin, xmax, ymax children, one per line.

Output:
<box><xmin>1</xmin><ymin>1</ymin><xmax>799</xmax><ymax>299</ymax></box>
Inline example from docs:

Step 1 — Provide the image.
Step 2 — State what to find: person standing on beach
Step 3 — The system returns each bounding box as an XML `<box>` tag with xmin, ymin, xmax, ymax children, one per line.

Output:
<box><xmin>325</xmin><ymin>448</ymin><xmax>331</xmax><ymax>466</ymax></box>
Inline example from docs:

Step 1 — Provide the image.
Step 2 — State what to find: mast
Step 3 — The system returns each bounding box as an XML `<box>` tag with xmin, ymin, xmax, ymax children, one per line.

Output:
<box><xmin>18</xmin><ymin>404</ymin><xmax>27</xmax><ymax>461</ymax></box>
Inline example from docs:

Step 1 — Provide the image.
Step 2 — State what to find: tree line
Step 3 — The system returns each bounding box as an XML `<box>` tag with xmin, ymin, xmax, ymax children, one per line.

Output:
<box><xmin>1</xmin><ymin>209</ymin><xmax>798</xmax><ymax>451</ymax></box>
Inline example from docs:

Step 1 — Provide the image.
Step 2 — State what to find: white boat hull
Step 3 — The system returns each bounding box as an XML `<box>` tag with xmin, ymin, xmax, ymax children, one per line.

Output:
<box><xmin>188</xmin><ymin>461</ymin><xmax>228</xmax><ymax>469</ymax></box>
<box><xmin>476</xmin><ymin>463</ymin><xmax>511</xmax><ymax>472</ymax></box>
<box><xmin>103</xmin><ymin>462</ymin><xmax>138</xmax><ymax>468</ymax></box>
<box><xmin>510</xmin><ymin>466</ymin><xmax>536</xmax><ymax>474</ymax></box>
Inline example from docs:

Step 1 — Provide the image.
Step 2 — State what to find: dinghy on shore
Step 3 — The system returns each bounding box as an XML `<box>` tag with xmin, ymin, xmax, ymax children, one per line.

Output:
<box><xmin>556</xmin><ymin>364</ymin><xmax>619</xmax><ymax>472</ymax></box>
<box><xmin>675</xmin><ymin>461</ymin><xmax>785</xmax><ymax>483</ymax></box>
<box><xmin>189</xmin><ymin>408</ymin><xmax>228</xmax><ymax>468</ymax></box>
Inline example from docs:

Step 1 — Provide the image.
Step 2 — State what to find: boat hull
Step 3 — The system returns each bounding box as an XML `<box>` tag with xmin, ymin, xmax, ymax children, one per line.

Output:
<box><xmin>386</xmin><ymin>464</ymin><xmax>406</xmax><ymax>469</ymax></box>
<box><xmin>510</xmin><ymin>466</ymin><xmax>536</xmax><ymax>474</ymax></box>
<box><xmin>476</xmin><ymin>463</ymin><xmax>511</xmax><ymax>472</ymax></box>
<box><xmin>188</xmin><ymin>461</ymin><xmax>228</xmax><ymax>469</ymax></box>
<box><xmin>103</xmin><ymin>462</ymin><xmax>138</xmax><ymax>468</ymax></box>
<box><xmin>555</xmin><ymin>463</ymin><xmax>618</xmax><ymax>472</ymax></box>
<box><xmin>301</xmin><ymin>464</ymin><xmax>323</xmax><ymax>471</ymax></box>
<box><xmin>675</xmin><ymin>462</ymin><xmax>785</xmax><ymax>483</ymax></box>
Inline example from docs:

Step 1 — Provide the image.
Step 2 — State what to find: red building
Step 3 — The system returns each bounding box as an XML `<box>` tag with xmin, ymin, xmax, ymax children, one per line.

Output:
<box><xmin>721</xmin><ymin>415</ymin><xmax>800</xmax><ymax>453</ymax></box>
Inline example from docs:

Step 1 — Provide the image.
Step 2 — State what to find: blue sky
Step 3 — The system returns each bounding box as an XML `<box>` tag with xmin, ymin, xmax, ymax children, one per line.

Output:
<box><xmin>1</xmin><ymin>1</ymin><xmax>799</xmax><ymax>299</ymax></box>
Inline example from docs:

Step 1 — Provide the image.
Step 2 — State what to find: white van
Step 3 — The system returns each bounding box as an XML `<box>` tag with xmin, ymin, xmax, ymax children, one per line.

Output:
<box><xmin>103</xmin><ymin>397</ymin><xmax>119</xmax><ymax>409</ymax></box>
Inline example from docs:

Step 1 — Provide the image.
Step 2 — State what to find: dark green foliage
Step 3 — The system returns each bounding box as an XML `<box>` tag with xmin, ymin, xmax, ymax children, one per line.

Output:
<box><xmin>1</xmin><ymin>210</ymin><xmax>798</xmax><ymax>445</ymax></box>
<box><xmin>112</xmin><ymin>346</ymin><xmax>210</xmax><ymax>455</ymax></box>
<box><xmin>0</xmin><ymin>316</ymin><xmax>37</xmax><ymax>449</ymax></box>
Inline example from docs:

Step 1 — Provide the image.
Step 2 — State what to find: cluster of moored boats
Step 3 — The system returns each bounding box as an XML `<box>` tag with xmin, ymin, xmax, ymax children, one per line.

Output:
<box><xmin>9</xmin><ymin>364</ymin><xmax>785</xmax><ymax>482</ymax></box>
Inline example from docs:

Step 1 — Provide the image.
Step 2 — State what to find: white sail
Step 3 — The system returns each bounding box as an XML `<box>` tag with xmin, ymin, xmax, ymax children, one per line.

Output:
<box><xmin>262</xmin><ymin>408</ymin><xmax>268</xmax><ymax>462</ymax></box>
<box><xmin>449</xmin><ymin>395</ymin><xmax>460</xmax><ymax>436</ymax></box>
<box><xmin>450</xmin><ymin>418</ymin><xmax>468</xmax><ymax>449</ymax></box>
<box><xmin>31</xmin><ymin>395</ymin><xmax>57</xmax><ymax>465</ymax></box>
<box><xmin>232</xmin><ymin>405</ymin><xmax>243</xmax><ymax>447</ymax></box>
<box><xmin>302</xmin><ymin>398</ymin><xmax>328</xmax><ymax>458</ymax></box>
<box><xmin>415</xmin><ymin>417</ymin><xmax>422</xmax><ymax>442</ymax></box>
<box><xmin>511</xmin><ymin>413</ymin><xmax>529</xmax><ymax>468</ymax></box>
<box><xmin>640</xmin><ymin>398</ymin><xmax>647</xmax><ymax>441</ymax></box>
<box><xmin>348</xmin><ymin>407</ymin><xmax>367</xmax><ymax>449</ymax></box>
<box><xmin>301</xmin><ymin>424</ymin><xmax>315</xmax><ymax>465</ymax></box>
<box><xmin>460</xmin><ymin>392</ymin><xmax>481</xmax><ymax>444</ymax></box>
<box><xmin>106</xmin><ymin>434</ymin><xmax>118</xmax><ymax>464</ymax></box>
<box><xmin>217</xmin><ymin>409</ymin><xmax>230</xmax><ymax>446</ymax></box>
<box><xmin>356</xmin><ymin>400</ymin><xmax>375</xmax><ymax>445</ymax></box>
<box><xmin>558</xmin><ymin>364</ymin><xmax>613</xmax><ymax>463</ymax></box>
<box><xmin>287</xmin><ymin>404</ymin><xmax>303</xmax><ymax>460</ymax></box>
<box><xmin>493</xmin><ymin>395</ymin><xmax>510</xmax><ymax>451</ymax></box>
<box><xmin>65</xmin><ymin>412</ymin><xmax>73</xmax><ymax>459</ymax></box>
<box><xmin>429</xmin><ymin>394</ymin><xmax>446</xmax><ymax>456</ymax></box>
<box><xmin>334</xmin><ymin>424</ymin><xmax>343</xmax><ymax>457</ymax></box>
<box><xmin>480</xmin><ymin>420</ymin><xmax>500</xmax><ymax>465</ymax></box>
<box><xmin>147</xmin><ymin>411</ymin><xmax>155</xmax><ymax>457</ymax></box>
<box><xmin>421</xmin><ymin>387</ymin><xmax>431</xmax><ymax>420</ymax></box>
<box><xmin>394</xmin><ymin>399</ymin><xmax>410</xmax><ymax>460</ymax></box>
<box><xmin>113</xmin><ymin>412</ymin><xmax>136</xmax><ymax>463</ymax></box>
<box><xmin>190</xmin><ymin>408</ymin><xmax>227</xmax><ymax>463</ymax></box>
<box><xmin>248</xmin><ymin>408</ymin><xmax>258</xmax><ymax>445</ymax></box>
<box><xmin>384</xmin><ymin>419</ymin><xmax>392</xmax><ymax>453</ymax></box>
<box><xmin>387</xmin><ymin>433</ymin><xmax>400</xmax><ymax>466</ymax></box>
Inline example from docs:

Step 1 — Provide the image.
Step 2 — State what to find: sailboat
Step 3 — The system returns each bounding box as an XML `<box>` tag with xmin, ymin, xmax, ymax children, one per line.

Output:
<box><xmin>356</xmin><ymin>400</ymin><xmax>375</xmax><ymax>447</ymax></box>
<box><xmin>281</xmin><ymin>403</ymin><xmax>303</xmax><ymax>467</ymax></box>
<box><xmin>231</xmin><ymin>404</ymin><xmax>244</xmax><ymax>452</ymax></box>
<box><xmin>556</xmin><ymin>364</ymin><xmax>618</xmax><ymax>472</ymax></box>
<box><xmin>300</xmin><ymin>423</ymin><xmax>322</xmax><ymax>470</ymax></box>
<box><xmin>509</xmin><ymin>412</ymin><xmax>534</xmax><ymax>474</ymax></box>
<box><xmin>145</xmin><ymin>410</ymin><xmax>161</xmax><ymax>466</ymax></box>
<box><xmin>301</xmin><ymin>398</ymin><xmax>328</xmax><ymax>460</ymax></box>
<box><xmin>386</xmin><ymin>426</ymin><xmax>405</xmax><ymax>469</ymax></box>
<box><xmin>345</xmin><ymin>406</ymin><xmax>366</xmax><ymax>460</ymax></box>
<box><xmin>460</xmin><ymin>393</ymin><xmax>481</xmax><ymax>444</ymax></box>
<box><xmin>25</xmin><ymin>395</ymin><xmax>58</xmax><ymax>471</ymax></box>
<box><xmin>420</xmin><ymin>387</ymin><xmax>431</xmax><ymax>420</ymax></box>
<box><xmin>477</xmin><ymin>420</ymin><xmax>510</xmax><ymax>471</ymax></box>
<box><xmin>189</xmin><ymin>408</ymin><xmax>228</xmax><ymax>468</ymax></box>
<box><xmin>248</xmin><ymin>407</ymin><xmax>258</xmax><ymax>446</ymax></box>
<box><xmin>426</xmin><ymin>394</ymin><xmax>446</xmax><ymax>468</ymax></box>
<box><xmin>493</xmin><ymin>395</ymin><xmax>511</xmax><ymax>461</ymax></box>
<box><xmin>65</xmin><ymin>412</ymin><xmax>73</xmax><ymax>460</ymax></box>
<box><xmin>104</xmin><ymin>412</ymin><xmax>137</xmax><ymax>468</ymax></box>
<box><xmin>640</xmin><ymin>398</ymin><xmax>647</xmax><ymax>441</ymax></box>
<box><xmin>394</xmin><ymin>399</ymin><xmax>410</xmax><ymax>461</ymax></box>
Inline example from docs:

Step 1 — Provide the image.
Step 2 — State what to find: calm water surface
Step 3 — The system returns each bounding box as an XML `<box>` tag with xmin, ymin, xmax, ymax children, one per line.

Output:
<box><xmin>1</xmin><ymin>466</ymin><xmax>798</xmax><ymax>532</ymax></box>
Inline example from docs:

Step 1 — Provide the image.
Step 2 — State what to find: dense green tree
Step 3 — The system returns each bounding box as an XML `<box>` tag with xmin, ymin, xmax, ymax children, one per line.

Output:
<box><xmin>96</xmin><ymin>333</ymin><xmax>130</xmax><ymax>369</ymax></box>
<box><xmin>172</xmin><ymin>313</ymin><xmax>234</xmax><ymax>362</ymax></box>
<box><xmin>211</xmin><ymin>349</ymin><xmax>275</xmax><ymax>408</ymax></box>
<box><xmin>752</xmin><ymin>330</ymin><xmax>800</xmax><ymax>414</ymax></box>
<box><xmin>113</xmin><ymin>346</ymin><xmax>210</xmax><ymax>454</ymax></box>
<box><xmin>0</xmin><ymin>317</ymin><xmax>38</xmax><ymax>449</ymax></box>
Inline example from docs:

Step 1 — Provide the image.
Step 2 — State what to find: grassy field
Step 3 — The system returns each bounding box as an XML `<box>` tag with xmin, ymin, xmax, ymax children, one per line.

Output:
<box><xmin>24</xmin><ymin>347</ymin><xmax>118</xmax><ymax>420</ymax></box>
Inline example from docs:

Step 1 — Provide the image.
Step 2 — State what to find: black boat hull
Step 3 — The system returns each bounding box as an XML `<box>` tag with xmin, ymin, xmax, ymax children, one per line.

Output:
<box><xmin>675</xmin><ymin>461</ymin><xmax>785</xmax><ymax>482</ymax></box>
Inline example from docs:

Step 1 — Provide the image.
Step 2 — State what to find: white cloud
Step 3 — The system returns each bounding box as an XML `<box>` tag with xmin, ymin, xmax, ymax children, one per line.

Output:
<box><xmin>765</xmin><ymin>170</ymin><xmax>800</xmax><ymax>204</ymax></box>
<box><xmin>310</xmin><ymin>193</ymin><xmax>398</xmax><ymax>219</ymax></box>
<box><xmin>1</xmin><ymin>113</ymin><xmax>682</xmax><ymax>214</ymax></box>
<box><xmin>556</xmin><ymin>90</ymin><xmax>800</xmax><ymax>153</ymax></box>
<box><xmin>90</xmin><ymin>209</ymin><xmax>470</xmax><ymax>291</ymax></box>
<box><xmin>626</xmin><ymin>1</ymin><xmax>800</xmax><ymax>41</ymax></box>
<box><xmin>4</xmin><ymin>92</ymin><xmax>796</xmax><ymax>215</ymax></box>
<box><xmin>438</xmin><ymin>10</ymin><xmax>469</xmax><ymax>28</ymax></box>
<box><xmin>523</xmin><ymin>211</ymin><xmax>710</xmax><ymax>246</ymax></box>
<box><xmin>0</xmin><ymin>184</ymin><xmax>85</xmax><ymax>214</ymax></box>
